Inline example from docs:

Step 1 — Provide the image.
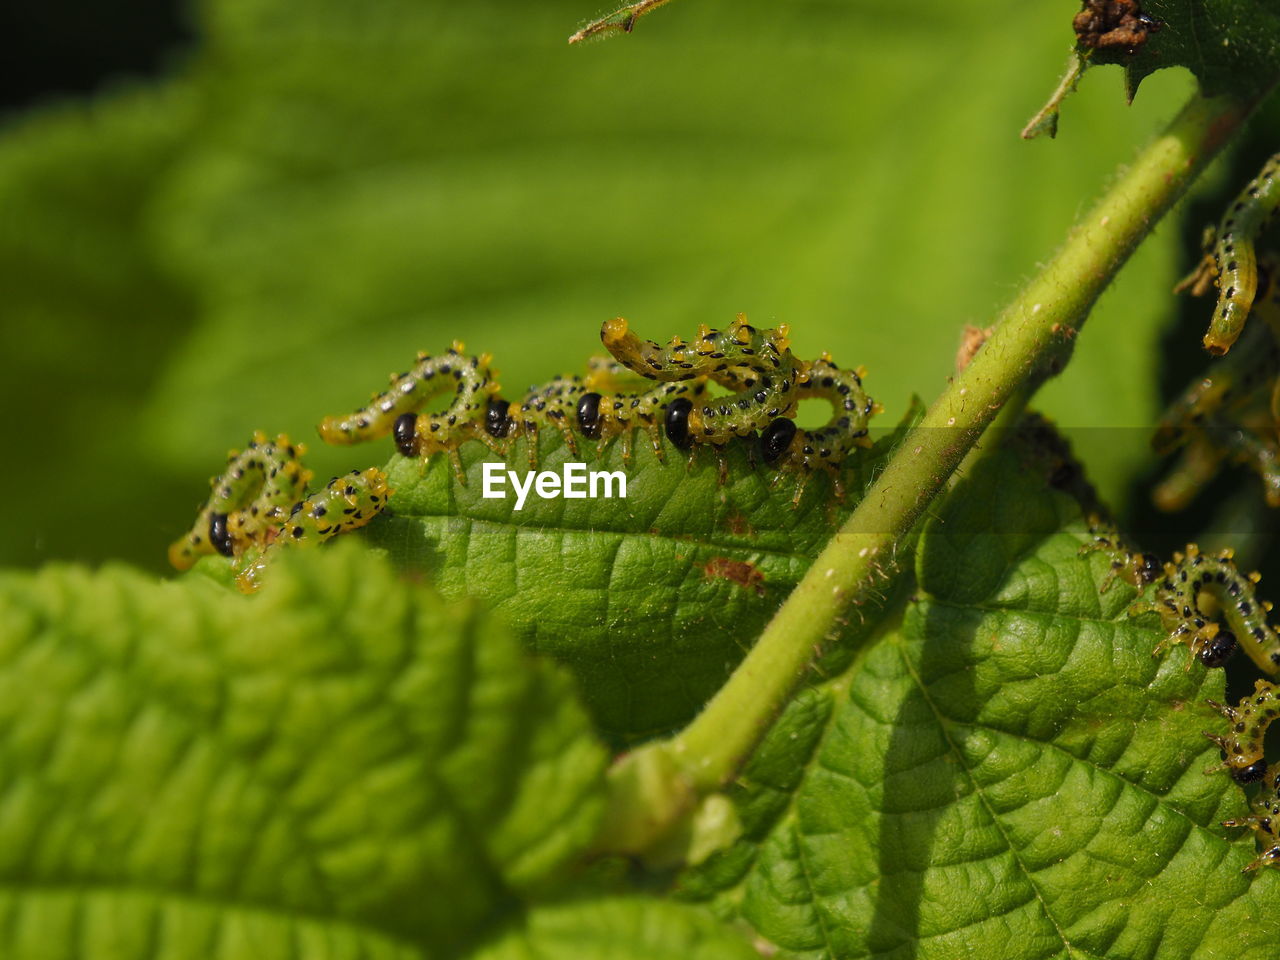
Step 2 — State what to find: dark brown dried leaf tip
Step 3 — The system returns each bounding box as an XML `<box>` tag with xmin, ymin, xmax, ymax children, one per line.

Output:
<box><xmin>1073</xmin><ymin>0</ymin><xmax>1160</xmax><ymax>53</ymax></box>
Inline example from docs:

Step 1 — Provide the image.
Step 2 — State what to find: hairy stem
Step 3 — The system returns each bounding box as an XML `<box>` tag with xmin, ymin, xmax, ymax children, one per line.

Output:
<box><xmin>595</xmin><ymin>89</ymin><xmax>1260</xmax><ymax>855</ymax></box>
<box><xmin>568</xmin><ymin>0</ymin><xmax>675</xmax><ymax>44</ymax></box>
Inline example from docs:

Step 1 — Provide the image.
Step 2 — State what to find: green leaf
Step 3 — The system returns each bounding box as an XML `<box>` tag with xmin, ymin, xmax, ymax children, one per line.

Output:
<box><xmin>469</xmin><ymin>898</ymin><xmax>757</xmax><ymax>959</ymax></box>
<box><xmin>0</xmin><ymin>542</ymin><xmax>607</xmax><ymax>958</ymax></box>
<box><xmin>677</xmin><ymin>435</ymin><xmax>1280</xmax><ymax>958</ymax></box>
<box><xmin>358</xmin><ymin>418</ymin><xmax>912</xmax><ymax>742</ymax></box>
<box><xmin>1083</xmin><ymin>0</ymin><xmax>1280</xmax><ymax>100</ymax></box>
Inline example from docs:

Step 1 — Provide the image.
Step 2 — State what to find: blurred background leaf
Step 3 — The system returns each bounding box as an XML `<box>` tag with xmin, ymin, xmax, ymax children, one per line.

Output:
<box><xmin>0</xmin><ymin>0</ymin><xmax>1232</xmax><ymax>575</ymax></box>
<box><xmin>0</xmin><ymin>543</ymin><xmax>611</xmax><ymax>959</ymax></box>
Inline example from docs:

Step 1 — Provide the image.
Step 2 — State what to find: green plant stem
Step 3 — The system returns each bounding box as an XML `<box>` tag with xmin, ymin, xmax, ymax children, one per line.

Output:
<box><xmin>595</xmin><ymin>89</ymin><xmax>1261</xmax><ymax>856</ymax></box>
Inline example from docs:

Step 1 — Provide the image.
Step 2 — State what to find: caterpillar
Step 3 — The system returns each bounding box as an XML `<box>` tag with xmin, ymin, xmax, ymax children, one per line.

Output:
<box><xmin>1156</xmin><ymin>251</ymin><xmax>1280</xmax><ymax>509</ymax></box>
<box><xmin>1221</xmin><ymin>757</ymin><xmax>1280</xmax><ymax>871</ymax></box>
<box><xmin>760</xmin><ymin>354</ymin><xmax>880</xmax><ymax>502</ymax></box>
<box><xmin>1079</xmin><ymin>525</ymin><xmax>1280</xmax><ymax>672</ymax></box>
<box><xmin>1148</xmin><ymin>544</ymin><xmax>1280</xmax><ymax>673</ymax></box>
<box><xmin>168</xmin><ymin>432</ymin><xmax>314</xmax><ymax>571</ymax></box>
<box><xmin>1205</xmin><ymin>679</ymin><xmax>1280</xmax><ymax>786</ymax></box>
<box><xmin>169</xmin><ymin>433</ymin><xmax>390</xmax><ymax>593</ymax></box>
<box><xmin>318</xmin><ymin>342</ymin><xmax>504</xmax><ymax>482</ymax></box>
<box><xmin>233</xmin><ymin>467</ymin><xmax>391</xmax><ymax>593</ymax></box>
<box><xmin>1180</xmin><ymin>153</ymin><xmax>1280</xmax><ymax>355</ymax></box>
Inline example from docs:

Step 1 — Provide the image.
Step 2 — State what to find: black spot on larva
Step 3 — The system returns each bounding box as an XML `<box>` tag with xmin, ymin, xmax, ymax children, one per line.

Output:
<box><xmin>761</xmin><ymin>418</ymin><xmax>798</xmax><ymax>463</ymax></box>
<box><xmin>1199</xmin><ymin>630</ymin><xmax>1237</xmax><ymax>669</ymax></box>
<box><xmin>393</xmin><ymin>413</ymin><xmax>419</xmax><ymax>457</ymax></box>
<box><xmin>577</xmin><ymin>392</ymin><xmax>603</xmax><ymax>439</ymax></box>
<box><xmin>665</xmin><ymin>398</ymin><xmax>694</xmax><ymax>450</ymax></box>
<box><xmin>208</xmin><ymin>513</ymin><xmax>233</xmax><ymax>557</ymax></box>
<box><xmin>1234</xmin><ymin>757</ymin><xmax>1268</xmax><ymax>785</ymax></box>
<box><xmin>485</xmin><ymin>397</ymin><xmax>511</xmax><ymax>439</ymax></box>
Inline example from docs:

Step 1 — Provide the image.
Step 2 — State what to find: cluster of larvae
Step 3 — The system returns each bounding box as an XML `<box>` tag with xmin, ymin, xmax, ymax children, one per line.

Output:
<box><xmin>318</xmin><ymin>315</ymin><xmax>879</xmax><ymax>501</ymax></box>
<box><xmin>1082</xmin><ymin>522</ymin><xmax>1280</xmax><ymax>870</ymax></box>
<box><xmin>170</xmin><ymin>316</ymin><xmax>879</xmax><ymax>591</ymax></box>
<box><xmin>167</xmin><ymin>431</ymin><xmax>390</xmax><ymax>593</ymax></box>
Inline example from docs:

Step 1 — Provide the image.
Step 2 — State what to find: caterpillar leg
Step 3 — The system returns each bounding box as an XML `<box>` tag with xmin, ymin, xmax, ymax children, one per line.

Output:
<box><xmin>640</xmin><ymin>417</ymin><xmax>665</xmax><ymax>463</ymax></box>
<box><xmin>1197</xmin><ymin>153</ymin><xmax>1280</xmax><ymax>355</ymax></box>
<box><xmin>1173</xmin><ymin>224</ymin><xmax>1220</xmax><ymax>299</ymax></box>
<box><xmin>788</xmin><ymin>470</ymin><xmax>811</xmax><ymax>508</ymax></box>
<box><xmin>612</xmin><ymin>428</ymin><xmax>636</xmax><ymax>465</ymax></box>
<box><xmin>518</xmin><ymin>377</ymin><xmax>584</xmax><ymax>459</ymax></box>
<box><xmin>447</xmin><ymin>448</ymin><xmax>467</xmax><ymax>485</ymax></box>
